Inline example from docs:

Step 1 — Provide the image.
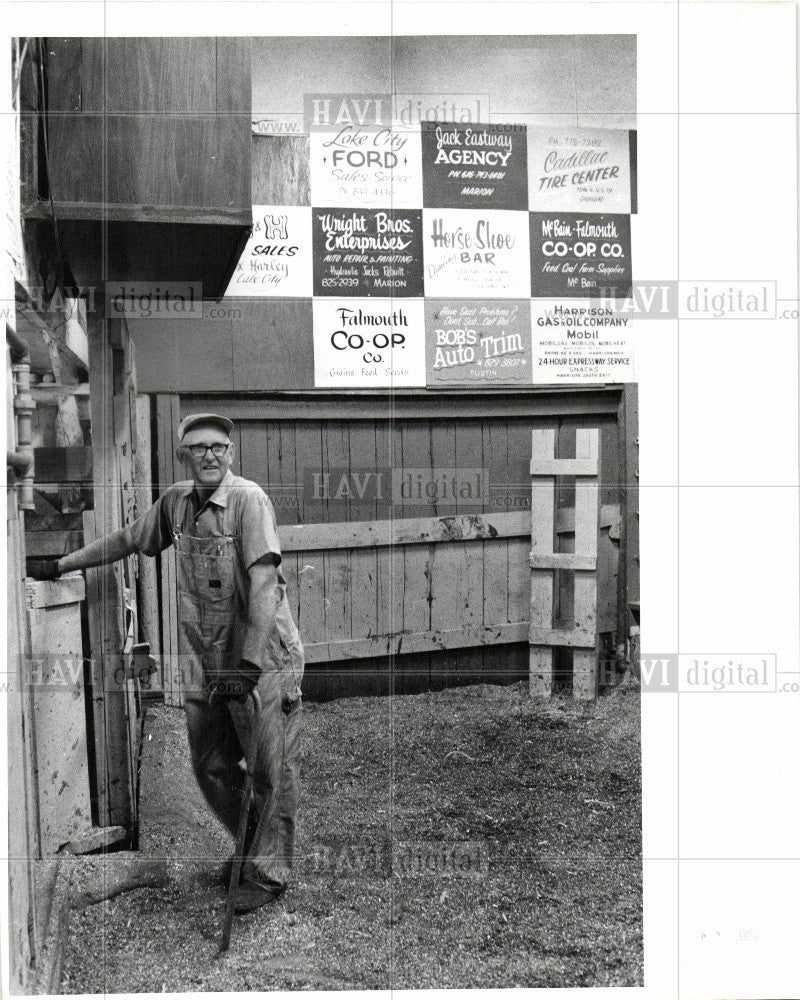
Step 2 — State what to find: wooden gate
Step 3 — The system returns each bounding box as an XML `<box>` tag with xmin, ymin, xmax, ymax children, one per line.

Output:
<box><xmin>152</xmin><ymin>398</ymin><xmax>625</xmax><ymax>703</ymax></box>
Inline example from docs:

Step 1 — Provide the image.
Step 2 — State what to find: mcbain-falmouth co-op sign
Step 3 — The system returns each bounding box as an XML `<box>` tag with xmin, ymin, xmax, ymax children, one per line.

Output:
<box><xmin>225</xmin><ymin>105</ymin><xmax>637</xmax><ymax>386</ymax></box>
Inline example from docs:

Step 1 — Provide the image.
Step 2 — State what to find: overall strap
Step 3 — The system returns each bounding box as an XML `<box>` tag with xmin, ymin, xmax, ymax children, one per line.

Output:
<box><xmin>172</xmin><ymin>490</ymin><xmax>191</xmax><ymax>544</ymax></box>
<box><xmin>220</xmin><ymin>487</ymin><xmax>237</xmax><ymax>539</ymax></box>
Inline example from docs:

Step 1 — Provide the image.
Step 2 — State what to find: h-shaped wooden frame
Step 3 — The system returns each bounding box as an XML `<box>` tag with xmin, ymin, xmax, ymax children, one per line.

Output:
<box><xmin>529</xmin><ymin>427</ymin><xmax>600</xmax><ymax>700</ymax></box>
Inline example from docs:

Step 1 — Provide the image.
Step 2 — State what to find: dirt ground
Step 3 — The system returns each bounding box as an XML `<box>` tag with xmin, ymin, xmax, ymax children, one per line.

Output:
<box><xmin>61</xmin><ymin>681</ymin><xmax>642</xmax><ymax>991</ymax></box>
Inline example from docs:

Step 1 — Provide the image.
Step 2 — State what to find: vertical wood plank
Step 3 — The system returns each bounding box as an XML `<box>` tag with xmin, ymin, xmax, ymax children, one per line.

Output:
<box><xmin>267</xmin><ymin>420</ymin><xmax>300</xmax><ymax>624</ymax></box>
<box><xmin>295</xmin><ymin>551</ymin><xmax>325</xmax><ymax>646</ymax></box>
<box><xmin>234</xmin><ymin>420</ymin><xmax>267</xmax><ymax>489</ymax></box>
<box><xmin>87</xmin><ymin>318</ymin><xmax>132</xmax><ymax>825</ymax></box>
<box><xmin>506</xmin><ymin>418</ymin><xmax>532</xmax><ymax>636</ymax></box>
<box><xmin>120</xmin><ymin>356</ymin><xmax>142</xmax><ymax>811</ymax></box>
<box><xmin>292</xmin><ymin>422</ymin><xmax>325</xmax><ymax>662</ymax></box>
<box><xmin>270</xmin><ymin>420</ymin><xmax>300</xmax><ymax>526</ymax></box>
<box><xmin>156</xmin><ymin>394</ymin><xmax>181</xmax><ymax>706</ymax></box>
<box><xmin>483</xmin><ymin>419</ymin><xmax>512</xmax><ymax>683</ymax></box>
<box><xmin>529</xmin><ymin>428</ymin><xmax>556</xmax><ymax>697</ymax></box>
<box><xmin>322</xmin><ymin>423</ymin><xmax>350</xmax><ymax>645</ymax></box>
<box><xmin>348</xmin><ymin>421</ymin><xmax>379</xmax><ymax>650</ymax></box>
<box><xmin>455</xmin><ymin>419</ymin><xmax>485</xmax><ymax>686</ymax></box>
<box><xmin>400</xmin><ymin>422</ymin><xmax>433</xmax><ymax>692</ymax></box>
<box><xmin>375</xmin><ymin>420</ymin><xmax>402</xmax><ymax>643</ymax></box>
<box><xmin>622</xmin><ymin>385</ymin><xmax>639</xmax><ymax>635</ymax></box>
<box><xmin>134</xmin><ymin>395</ymin><xmax>160</xmax><ymax>668</ymax></box>
<box><xmin>82</xmin><ymin>509</ymin><xmax>109</xmax><ymax>827</ymax></box>
<box><xmin>294</xmin><ymin>421</ymin><xmax>325</xmax><ymax>525</ymax></box>
<box><xmin>573</xmin><ymin>428</ymin><xmax>600</xmax><ymax>699</ymax></box>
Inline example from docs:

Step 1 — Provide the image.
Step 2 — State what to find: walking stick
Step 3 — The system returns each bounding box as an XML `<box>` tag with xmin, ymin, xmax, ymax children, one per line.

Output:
<box><xmin>220</xmin><ymin>688</ymin><xmax>261</xmax><ymax>952</ymax></box>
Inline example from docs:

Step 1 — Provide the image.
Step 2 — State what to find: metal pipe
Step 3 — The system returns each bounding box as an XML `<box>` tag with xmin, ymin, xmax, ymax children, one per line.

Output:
<box><xmin>7</xmin><ymin>450</ymin><xmax>32</xmax><ymax>473</ymax></box>
<box><xmin>6</xmin><ymin>322</ymin><xmax>30</xmax><ymax>364</ymax></box>
<box><xmin>11</xmin><ymin>359</ymin><xmax>36</xmax><ymax>510</ymax></box>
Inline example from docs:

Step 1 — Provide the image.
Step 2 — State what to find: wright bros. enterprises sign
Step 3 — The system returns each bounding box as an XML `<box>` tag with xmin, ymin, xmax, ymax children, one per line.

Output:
<box><xmin>312</xmin><ymin>208</ymin><xmax>424</xmax><ymax>297</ymax></box>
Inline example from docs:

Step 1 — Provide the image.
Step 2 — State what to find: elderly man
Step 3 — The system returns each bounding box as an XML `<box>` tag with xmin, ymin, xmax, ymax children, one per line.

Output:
<box><xmin>29</xmin><ymin>413</ymin><xmax>303</xmax><ymax>915</ymax></box>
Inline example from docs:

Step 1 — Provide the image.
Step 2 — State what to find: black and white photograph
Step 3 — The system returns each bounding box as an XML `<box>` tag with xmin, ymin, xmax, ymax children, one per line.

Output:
<box><xmin>2</xmin><ymin>3</ymin><xmax>799</xmax><ymax>998</ymax></box>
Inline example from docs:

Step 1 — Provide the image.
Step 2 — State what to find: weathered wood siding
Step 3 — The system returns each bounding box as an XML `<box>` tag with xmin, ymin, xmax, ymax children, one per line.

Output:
<box><xmin>154</xmin><ymin>401</ymin><xmax>623</xmax><ymax>700</ymax></box>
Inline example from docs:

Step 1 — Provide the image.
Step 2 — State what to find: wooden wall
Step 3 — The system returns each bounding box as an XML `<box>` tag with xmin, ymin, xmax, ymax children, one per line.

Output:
<box><xmin>38</xmin><ymin>38</ymin><xmax>251</xmax><ymax>213</ymax></box>
<box><xmin>22</xmin><ymin>38</ymin><xmax>252</xmax><ymax>298</ymax></box>
<box><xmin>153</xmin><ymin>393</ymin><xmax>627</xmax><ymax>701</ymax></box>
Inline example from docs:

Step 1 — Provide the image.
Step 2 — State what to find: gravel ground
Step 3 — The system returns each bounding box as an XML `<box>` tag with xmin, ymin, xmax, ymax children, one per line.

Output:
<box><xmin>61</xmin><ymin>681</ymin><xmax>642</xmax><ymax>991</ymax></box>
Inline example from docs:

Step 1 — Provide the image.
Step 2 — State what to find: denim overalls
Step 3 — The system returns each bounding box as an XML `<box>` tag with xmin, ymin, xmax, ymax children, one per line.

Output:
<box><xmin>173</xmin><ymin>489</ymin><xmax>303</xmax><ymax>889</ymax></box>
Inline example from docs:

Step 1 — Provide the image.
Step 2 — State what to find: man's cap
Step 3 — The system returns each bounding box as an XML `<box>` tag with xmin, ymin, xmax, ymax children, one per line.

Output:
<box><xmin>177</xmin><ymin>413</ymin><xmax>234</xmax><ymax>441</ymax></box>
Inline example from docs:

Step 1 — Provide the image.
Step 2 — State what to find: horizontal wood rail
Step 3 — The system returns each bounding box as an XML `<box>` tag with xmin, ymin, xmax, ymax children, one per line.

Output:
<box><xmin>278</xmin><ymin>505</ymin><xmax>620</xmax><ymax>554</ymax></box>
<box><xmin>529</xmin><ymin>626</ymin><xmax>596</xmax><ymax>648</ymax></box>
<box><xmin>529</xmin><ymin>553</ymin><xmax>597</xmax><ymax>571</ymax></box>
<box><xmin>303</xmin><ymin>621</ymin><xmax>528</xmax><ymax>664</ymax></box>
<box><xmin>182</xmin><ymin>389</ymin><xmax>623</xmax><ymax>422</ymax></box>
<box><xmin>24</xmin><ymin>201</ymin><xmax>250</xmax><ymax>227</ymax></box>
<box><xmin>279</xmin><ymin>511</ymin><xmax>528</xmax><ymax>552</ymax></box>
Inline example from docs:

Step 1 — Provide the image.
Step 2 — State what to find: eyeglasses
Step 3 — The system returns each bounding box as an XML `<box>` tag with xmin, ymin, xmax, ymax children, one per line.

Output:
<box><xmin>185</xmin><ymin>443</ymin><xmax>230</xmax><ymax>459</ymax></box>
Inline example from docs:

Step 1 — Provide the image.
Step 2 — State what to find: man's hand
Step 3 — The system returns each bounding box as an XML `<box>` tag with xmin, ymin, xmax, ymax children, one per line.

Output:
<box><xmin>26</xmin><ymin>558</ymin><xmax>62</xmax><ymax>581</ymax></box>
<box><xmin>210</xmin><ymin>659</ymin><xmax>261</xmax><ymax>703</ymax></box>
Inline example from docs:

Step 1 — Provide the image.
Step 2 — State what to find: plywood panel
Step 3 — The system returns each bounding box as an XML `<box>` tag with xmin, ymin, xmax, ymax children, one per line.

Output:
<box><xmin>252</xmin><ymin>135</ymin><xmax>310</xmax><ymax>206</ymax></box>
<box><xmin>215</xmin><ymin>38</ymin><xmax>252</xmax><ymax>115</ymax></box>
<box><xmin>130</xmin><ymin>313</ymin><xmax>234</xmax><ymax>394</ymax></box>
<box><xmin>229</xmin><ymin>300</ymin><xmax>314</xmax><ymax>392</ymax></box>
<box><xmin>89</xmin><ymin>38</ymin><xmax>217</xmax><ymax>113</ymax></box>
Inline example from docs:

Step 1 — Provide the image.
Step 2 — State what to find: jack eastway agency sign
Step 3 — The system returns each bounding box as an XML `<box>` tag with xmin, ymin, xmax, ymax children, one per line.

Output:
<box><xmin>421</xmin><ymin>121</ymin><xmax>528</xmax><ymax>210</ymax></box>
